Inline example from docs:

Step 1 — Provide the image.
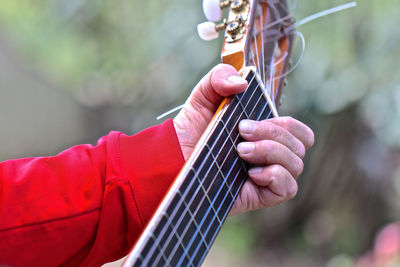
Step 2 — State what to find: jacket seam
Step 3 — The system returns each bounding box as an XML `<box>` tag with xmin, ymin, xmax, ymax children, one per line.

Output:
<box><xmin>0</xmin><ymin>207</ymin><xmax>101</xmax><ymax>233</ymax></box>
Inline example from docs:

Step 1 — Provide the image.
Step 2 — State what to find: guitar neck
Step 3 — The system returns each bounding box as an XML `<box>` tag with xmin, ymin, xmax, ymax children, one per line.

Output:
<box><xmin>125</xmin><ymin>67</ymin><xmax>275</xmax><ymax>267</ymax></box>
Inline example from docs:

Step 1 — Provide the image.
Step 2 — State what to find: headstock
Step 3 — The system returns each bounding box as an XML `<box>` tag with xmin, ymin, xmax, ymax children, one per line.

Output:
<box><xmin>198</xmin><ymin>0</ymin><xmax>295</xmax><ymax>108</ymax></box>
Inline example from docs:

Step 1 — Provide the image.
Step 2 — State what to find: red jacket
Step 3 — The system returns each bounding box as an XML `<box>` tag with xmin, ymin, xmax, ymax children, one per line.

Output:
<box><xmin>0</xmin><ymin>119</ymin><xmax>185</xmax><ymax>266</ymax></box>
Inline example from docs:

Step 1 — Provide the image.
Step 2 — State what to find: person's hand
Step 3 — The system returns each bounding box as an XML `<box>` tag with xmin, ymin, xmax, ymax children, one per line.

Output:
<box><xmin>173</xmin><ymin>64</ymin><xmax>314</xmax><ymax>215</ymax></box>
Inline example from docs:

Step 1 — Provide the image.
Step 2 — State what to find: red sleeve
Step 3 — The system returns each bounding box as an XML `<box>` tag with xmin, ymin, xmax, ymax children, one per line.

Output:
<box><xmin>0</xmin><ymin>119</ymin><xmax>185</xmax><ymax>267</ymax></box>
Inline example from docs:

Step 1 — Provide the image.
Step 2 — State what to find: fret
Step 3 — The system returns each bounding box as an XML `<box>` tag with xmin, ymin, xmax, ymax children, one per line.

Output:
<box><xmin>221</xmin><ymin>119</ymin><xmax>239</xmax><ymax>148</ymax></box>
<box><xmin>146</xmin><ymin>199</ymin><xmax>185</xmax><ymax>265</ymax></box>
<box><xmin>148</xmin><ymin>233</ymin><xmax>169</xmax><ymax>266</ymax></box>
<box><xmin>195</xmin><ymin>167</ymin><xmax>220</xmax><ymax>222</ymax></box>
<box><xmin>176</xmin><ymin>190</ymin><xmax>209</xmax><ymax>249</ymax></box>
<box><xmin>163</xmin><ymin>203</ymin><xmax>195</xmax><ymax>266</ymax></box>
<box><xmin>235</xmin><ymin>94</ymin><xmax>250</xmax><ymax>119</ymax></box>
<box><xmin>205</xmin><ymin>144</ymin><xmax>235</xmax><ymax>200</ymax></box>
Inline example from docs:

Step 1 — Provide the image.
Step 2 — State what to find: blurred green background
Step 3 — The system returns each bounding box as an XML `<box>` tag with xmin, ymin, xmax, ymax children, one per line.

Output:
<box><xmin>1</xmin><ymin>0</ymin><xmax>400</xmax><ymax>266</ymax></box>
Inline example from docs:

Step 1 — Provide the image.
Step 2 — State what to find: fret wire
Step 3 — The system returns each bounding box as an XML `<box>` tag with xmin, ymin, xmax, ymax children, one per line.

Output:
<box><xmin>169</xmin><ymin>156</ymin><xmax>241</xmax><ymax>266</ymax></box>
<box><xmin>235</xmin><ymin>95</ymin><xmax>250</xmax><ymax>119</ymax></box>
<box><xmin>177</xmin><ymin>87</ymin><xmax>269</xmax><ymax>265</ymax></box>
<box><xmin>185</xmin><ymin>158</ymin><xmax>243</xmax><ymax>266</ymax></box>
<box><xmin>205</xmin><ymin>143</ymin><xmax>235</xmax><ymax>201</ymax></box>
<box><xmin>169</xmin><ymin>200</ymin><xmax>199</xmax><ymax>267</ymax></box>
<box><xmin>174</xmin><ymin>81</ymin><xmax>264</xmax><ymax>266</ymax></box>
<box><xmin>164</xmin><ymin>191</ymin><xmax>210</xmax><ymax>266</ymax></box>
<box><xmin>150</xmin><ymin>209</ymin><xmax>186</xmax><ymax>266</ymax></box>
<box><xmin>165</xmin><ymin>213</ymin><xmax>195</xmax><ymax>266</ymax></box>
<box><xmin>220</xmin><ymin>119</ymin><xmax>248</xmax><ymax>172</ymax></box>
<box><xmin>149</xmin><ymin>233</ymin><xmax>170</xmax><ymax>266</ymax></box>
<box><xmin>186</xmin><ymin>104</ymin><xmax>273</xmax><ymax>266</ymax></box>
<box><xmin>147</xmin><ymin>73</ymin><xmax>266</xmax><ymax>266</ymax></box>
<box><xmin>192</xmin><ymin>167</ymin><xmax>222</xmax><ymax>224</ymax></box>
<box><xmin>144</xmin><ymin>209</ymin><xmax>189</xmax><ymax>266</ymax></box>
<box><xmin>145</xmin><ymin>74</ymin><xmax>259</xmax><ymax>265</ymax></box>
<box><xmin>196</xmin><ymin>107</ymin><xmax>274</xmax><ymax>265</ymax></box>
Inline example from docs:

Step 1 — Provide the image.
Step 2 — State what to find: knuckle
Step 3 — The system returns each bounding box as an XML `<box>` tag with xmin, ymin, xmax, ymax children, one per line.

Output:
<box><xmin>269</xmin><ymin>164</ymin><xmax>283</xmax><ymax>178</ymax></box>
<box><xmin>278</xmin><ymin>116</ymin><xmax>292</xmax><ymax>128</ymax></box>
<box><xmin>262</xmin><ymin>121</ymin><xmax>282</xmax><ymax>139</ymax></box>
<box><xmin>260</xmin><ymin>140</ymin><xmax>274</xmax><ymax>161</ymax></box>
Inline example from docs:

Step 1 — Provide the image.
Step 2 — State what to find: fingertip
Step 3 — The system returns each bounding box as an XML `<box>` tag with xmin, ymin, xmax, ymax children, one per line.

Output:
<box><xmin>210</xmin><ymin>64</ymin><xmax>247</xmax><ymax>96</ymax></box>
<box><xmin>226</xmin><ymin>75</ymin><xmax>247</xmax><ymax>85</ymax></box>
<box><xmin>306</xmin><ymin>127</ymin><xmax>315</xmax><ymax>149</ymax></box>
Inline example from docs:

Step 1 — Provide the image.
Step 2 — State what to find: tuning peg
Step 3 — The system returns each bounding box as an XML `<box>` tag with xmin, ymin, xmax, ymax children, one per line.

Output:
<box><xmin>203</xmin><ymin>0</ymin><xmax>222</xmax><ymax>22</ymax></box>
<box><xmin>197</xmin><ymin>21</ymin><xmax>220</xmax><ymax>41</ymax></box>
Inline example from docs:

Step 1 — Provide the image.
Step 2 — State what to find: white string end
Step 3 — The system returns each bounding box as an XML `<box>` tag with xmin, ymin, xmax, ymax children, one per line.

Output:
<box><xmin>156</xmin><ymin>104</ymin><xmax>184</xmax><ymax>120</ymax></box>
<box><xmin>295</xmin><ymin>2</ymin><xmax>357</xmax><ymax>28</ymax></box>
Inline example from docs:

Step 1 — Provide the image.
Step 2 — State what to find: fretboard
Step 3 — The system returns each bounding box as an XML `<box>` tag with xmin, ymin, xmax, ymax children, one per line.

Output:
<box><xmin>124</xmin><ymin>68</ymin><xmax>275</xmax><ymax>267</ymax></box>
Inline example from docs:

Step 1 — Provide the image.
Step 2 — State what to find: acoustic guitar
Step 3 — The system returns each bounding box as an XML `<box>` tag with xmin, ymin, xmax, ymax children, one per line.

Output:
<box><xmin>124</xmin><ymin>0</ymin><xmax>294</xmax><ymax>266</ymax></box>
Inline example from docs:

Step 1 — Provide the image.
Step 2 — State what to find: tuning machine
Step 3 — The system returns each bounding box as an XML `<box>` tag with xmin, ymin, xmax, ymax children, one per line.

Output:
<box><xmin>198</xmin><ymin>0</ymin><xmax>250</xmax><ymax>42</ymax></box>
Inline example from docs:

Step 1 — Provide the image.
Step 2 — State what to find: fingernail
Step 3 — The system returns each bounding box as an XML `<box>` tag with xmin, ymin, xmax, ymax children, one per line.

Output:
<box><xmin>249</xmin><ymin>167</ymin><xmax>263</xmax><ymax>174</ymax></box>
<box><xmin>237</xmin><ymin>142</ymin><xmax>255</xmax><ymax>154</ymax></box>
<box><xmin>239</xmin><ymin>120</ymin><xmax>257</xmax><ymax>134</ymax></box>
<box><xmin>227</xmin><ymin>75</ymin><xmax>247</xmax><ymax>85</ymax></box>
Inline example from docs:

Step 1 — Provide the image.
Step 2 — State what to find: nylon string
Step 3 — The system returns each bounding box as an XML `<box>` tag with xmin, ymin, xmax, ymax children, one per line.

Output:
<box><xmin>148</xmin><ymin>76</ymin><xmax>266</xmax><ymax>266</ymax></box>
<box><xmin>141</xmin><ymin>74</ymin><xmax>257</xmax><ymax>265</ymax></box>
<box><xmin>151</xmin><ymin>75</ymin><xmax>260</xmax><ymax>265</ymax></box>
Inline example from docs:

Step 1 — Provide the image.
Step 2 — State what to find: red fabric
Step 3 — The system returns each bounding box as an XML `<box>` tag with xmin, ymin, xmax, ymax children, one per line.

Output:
<box><xmin>0</xmin><ymin>119</ymin><xmax>185</xmax><ymax>267</ymax></box>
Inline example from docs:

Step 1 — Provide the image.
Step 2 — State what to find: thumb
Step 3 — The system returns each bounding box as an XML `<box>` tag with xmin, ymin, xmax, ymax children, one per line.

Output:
<box><xmin>189</xmin><ymin>64</ymin><xmax>248</xmax><ymax>113</ymax></box>
<box><xmin>174</xmin><ymin>64</ymin><xmax>248</xmax><ymax>160</ymax></box>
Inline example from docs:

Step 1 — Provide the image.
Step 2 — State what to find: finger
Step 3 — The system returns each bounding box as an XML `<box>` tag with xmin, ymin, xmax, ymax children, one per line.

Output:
<box><xmin>249</xmin><ymin>165</ymin><xmax>298</xmax><ymax>206</ymax></box>
<box><xmin>239</xmin><ymin>119</ymin><xmax>306</xmax><ymax>158</ymax></box>
<box><xmin>189</xmin><ymin>64</ymin><xmax>248</xmax><ymax>112</ymax></box>
<box><xmin>237</xmin><ymin>140</ymin><xmax>304</xmax><ymax>178</ymax></box>
<box><xmin>268</xmin><ymin>116</ymin><xmax>315</xmax><ymax>149</ymax></box>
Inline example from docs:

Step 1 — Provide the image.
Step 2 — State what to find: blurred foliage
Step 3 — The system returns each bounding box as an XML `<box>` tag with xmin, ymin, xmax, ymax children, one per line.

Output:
<box><xmin>1</xmin><ymin>0</ymin><xmax>400</xmax><ymax>266</ymax></box>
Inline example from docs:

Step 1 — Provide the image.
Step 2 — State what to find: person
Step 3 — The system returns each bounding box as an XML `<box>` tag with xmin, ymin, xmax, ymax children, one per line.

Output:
<box><xmin>0</xmin><ymin>64</ymin><xmax>314</xmax><ymax>266</ymax></box>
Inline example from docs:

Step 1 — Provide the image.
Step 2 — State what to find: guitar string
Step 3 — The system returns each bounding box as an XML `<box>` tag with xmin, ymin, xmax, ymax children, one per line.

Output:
<box><xmin>188</xmin><ymin>8</ymin><xmax>282</xmax><ymax>263</ymax></box>
<box><xmin>186</xmin><ymin>78</ymin><xmax>275</xmax><ymax>266</ymax></box>
<box><xmin>175</xmin><ymin>20</ymin><xmax>277</xmax><ymax>262</ymax></box>
<box><xmin>143</xmin><ymin>74</ymin><xmax>258</xmax><ymax>266</ymax></box>
<box><xmin>272</xmin><ymin>30</ymin><xmax>304</xmax><ymax>81</ymax></box>
<box><xmin>174</xmin><ymin>82</ymin><xmax>270</xmax><ymax>266</ymax></box>
<box><xmin>260</xmin><ymin>5</ymin><xmax>267</xmax><ymax>92</ymax></box>
<box><xmin>175</xmin><ymin>7</ymin><xmax>288</xmax><ymax>264</ymax></box>
<box><xmin>179</xmin><ymin>99</ymin><xmax>273</xmax><ymax>266</ymax></box>
<box><xmin>196</xmin><ymin>104</ymin><xmax>273</xmax><ymax>266</ymax></box>
<box><xmin>143</xmin><ymin>4</ymin><xmax>289</xmax><ymax>265</ymax></box>
<box><xmin>156</xmin><ymin>2</ymin><xmax>355</xmax><ymax>122</ymax></box>
<box><xmin>164</xmin><ymin>76</ymin><xmax>263</xmax><ymax>266</ymax></box>
<box><xmin>151</xmin><ymin>84</ymin><xmax>258</xmax><ymax>266</ymax></box>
